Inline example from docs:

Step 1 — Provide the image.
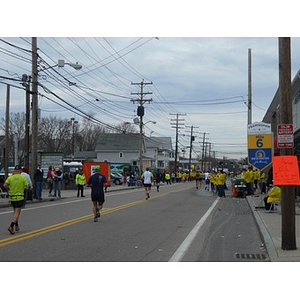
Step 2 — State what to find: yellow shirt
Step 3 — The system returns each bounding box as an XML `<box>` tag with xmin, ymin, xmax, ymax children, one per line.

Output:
<box><xmin>5</xmin><ymin>174</ymin><xmax>28</xmax><ymax>201</ymax></box>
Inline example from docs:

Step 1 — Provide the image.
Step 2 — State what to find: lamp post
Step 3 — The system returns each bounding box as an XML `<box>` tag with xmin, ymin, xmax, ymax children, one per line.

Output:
<box><xmin>31</xmin><ymin>37</ymin><xmax>82</xmax><ymax>194</ymax></box>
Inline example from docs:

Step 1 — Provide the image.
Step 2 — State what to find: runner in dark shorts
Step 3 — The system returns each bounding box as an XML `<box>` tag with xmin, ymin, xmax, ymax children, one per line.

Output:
<box><xmin>86</xmin><ymin>165</ymin><xmax>107</xmax><ymax>222</ymax></box>
<box><xmin>11</xmin><ymin>200</ymin><xmax>25</xmax><ymax>208</ymax></box>
<box><xmin>3</xmin><ymin>165</ymin><xmax>29</xmax><ymax>234</ymax></box>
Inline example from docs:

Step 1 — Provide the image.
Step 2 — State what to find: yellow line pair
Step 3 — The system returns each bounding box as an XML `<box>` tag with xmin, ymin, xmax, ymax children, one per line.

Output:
<box><xmin>0</xmin><ymin>186</ymin><xmax>191</xmax><ymax>248</ymax></box>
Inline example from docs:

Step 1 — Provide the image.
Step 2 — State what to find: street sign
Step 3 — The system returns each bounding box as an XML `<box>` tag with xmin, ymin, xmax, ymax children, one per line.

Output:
<box><xmin>277</xmin><ymin>124</ymin><xmax>294</xmax><ymax>148</ymax></box>
<box><xmin>247</xmin><ymin>133</ymin><xmax>273</xmax><ymax>170</ymax></box>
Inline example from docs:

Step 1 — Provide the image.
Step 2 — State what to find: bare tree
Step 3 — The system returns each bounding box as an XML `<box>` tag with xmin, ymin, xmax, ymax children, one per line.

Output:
<box><xmin>78</xmin><ymin>118</ymin><xmax>106</xmax><ymax>151</ymax></box>
<box><xmin>114</xmin><ymin>122</ymin><xmax>138</xmax><ymax>134</ymax></box>
<box><xmin>0</xmin><ymin>112</ymin><xmax>26</xmax><ymax>165</ymax></box>
<box><xmin>38</xmin><ymin>116</ymin><xmax>72</xmax><ymax>154</ymax></box>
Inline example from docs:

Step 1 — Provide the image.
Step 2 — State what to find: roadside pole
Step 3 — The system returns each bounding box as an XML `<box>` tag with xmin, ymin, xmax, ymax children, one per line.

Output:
<box><xmin>278</xmin><ymin>37</ymin><xmax>296</xmax><ymax>250</ymax></box>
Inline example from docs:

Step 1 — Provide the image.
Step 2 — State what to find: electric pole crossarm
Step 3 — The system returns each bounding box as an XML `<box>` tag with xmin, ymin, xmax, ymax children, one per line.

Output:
<box><xmin>170</xmin><ymin>113</ymin><xmax>186</xmax><ymax>177</ymax></box>
<box><xmin>130</xmin><ymin>80</ymin><xmax>153</xmax><ymax>174</ymax></box>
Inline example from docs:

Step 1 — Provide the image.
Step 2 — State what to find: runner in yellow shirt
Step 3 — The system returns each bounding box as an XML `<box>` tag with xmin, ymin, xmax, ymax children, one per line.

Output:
<box><xmin>3</xmin><ymin>165</ymin><xmax>29</xmax><ymax>234</ymax></box>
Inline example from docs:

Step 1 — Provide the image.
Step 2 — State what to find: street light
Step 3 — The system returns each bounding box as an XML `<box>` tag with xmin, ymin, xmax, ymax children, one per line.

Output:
<box><xmin>40</xmin><ymin>59</ymin><xmax>82</xmax><ymax>71</ymax></box>
<box><xmin>144</xmin><ymin>120</ymin><xmax>156</xmax><ymax>126</ymax></box>
<box><xmin>31</xmin><ymin>37</ymin><xmax>82</xmax><ymax>196</ymax></box>
<box><xmin>58</xmin><ymin>59</ymin><xmax>82</xmax><ymax>70</ymax></box>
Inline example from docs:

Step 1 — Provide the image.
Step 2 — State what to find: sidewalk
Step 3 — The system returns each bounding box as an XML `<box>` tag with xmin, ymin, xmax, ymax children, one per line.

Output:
<box><xmin>247</xmin><ymin>194</ymin><xmax>300</xmax><ymax>262</ymax></box>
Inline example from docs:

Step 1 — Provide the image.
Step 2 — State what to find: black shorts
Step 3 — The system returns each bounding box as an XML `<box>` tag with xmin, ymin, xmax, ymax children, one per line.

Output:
<box><xmin>143</xmin><ymin>183</ymin><xmax>151</xmax><ymax>188</ymax></box>
<box><xmin>11</xmin><ymin>200</ymin><xmax>25</xmax><ymax>208</ymax></box>
<box><xmin>91</xmin><ymin>195</ymin><xmax>105</xmax><ymax>204</ymax></box>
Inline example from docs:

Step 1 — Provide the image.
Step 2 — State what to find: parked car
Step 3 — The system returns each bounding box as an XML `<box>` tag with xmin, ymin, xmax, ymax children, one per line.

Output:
<box><xmin>111</xmin><ymin>173</ymin><xmax>123</xmax><ymax>185</ymax></box>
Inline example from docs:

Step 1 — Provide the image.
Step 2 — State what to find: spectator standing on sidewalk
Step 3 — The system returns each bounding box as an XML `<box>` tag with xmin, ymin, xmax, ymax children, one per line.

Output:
<box><xmin>253</xmin><ymin>168</ymin><xmax>260</xmax><ymax>192</ymax></box>
<box><xmin>217</xmin><ymin>169</ymin><xmax>227</xmax><ymax>198</ymax></box>
<box><xmin>260</xmin><ymin>170</ymin><xmax>267</xmax><ymax>194</ymax></box>
<box><xmin>86</xmin><ymin>165</ymin><xmax>107</xmax><ymax>222</ymax></box>
<box><xmin>47</xmin><ymin>166</ymin><xmax>54</xmax><ymax>196</ymax></box>
<box><xmin>34</xmin><ymin>164</ymin><xmax>44</xmax><ymax>200</ymax></box>
<box><xmin>3</xmin><ymin>165</ymin><xmax>29</xmax><ymax>234</ymax></box>
<box><xmin>53</xmin><ymin>167</ymin><xmax>63</xmax><ymax>198</ymax></box>
<box><xmin>244</xmin><ymin>167</ymin><xmax>254</xmax><ymax>195</ymax></box>
<box><xmin>76</xmin><ymin>169</ymin><xmax>86</xmax><ymax>197</ymax></box>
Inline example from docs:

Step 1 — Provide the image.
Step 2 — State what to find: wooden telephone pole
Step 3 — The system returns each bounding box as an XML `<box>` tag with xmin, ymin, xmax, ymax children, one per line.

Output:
<box><xmin>248</xmin><ymin>48</ymin><xmax>252</xmax><ymax>125</ymax></box>
<box><xmin>31</xmin><ymin>37</ymin><xmax>38</xmax><ymax>195</ymax></box>
<box><xmin>278</xmin><ymin>37</ymin><xmax>296</xmax><ymax>250</ymax></box>
<box><xmin>131</xmin><ymin>80</ymin><xmax>153</xmax><ymax>174</ymax></box>
<box><xmin>170</xmin><ymin>113</ymin><xmax>185</xmax><ymax>176</ymax></box>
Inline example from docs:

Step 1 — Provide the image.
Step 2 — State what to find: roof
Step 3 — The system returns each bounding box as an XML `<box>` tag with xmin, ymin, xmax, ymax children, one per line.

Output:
<box><xmin>95</xmin><ymin>133</ymin><xmax>140</xmax><ymax>151</ymax></box>
<box><xmin>144</xmin><ymin>136</ymin><xmax>173</xmax><ymax>150</ymax></box>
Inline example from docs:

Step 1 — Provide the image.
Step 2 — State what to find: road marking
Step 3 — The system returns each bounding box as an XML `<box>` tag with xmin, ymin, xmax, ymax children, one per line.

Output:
<box><xmin>0</xmin><ymin>186</ymin><xmax>192</xmax><ymax>248</ymax></box>
<box><xmin>0</xmin><ymin>190</ymin><xmax>144</xmax><ymax>216</ymax></box>
<box><xmin>169</xmin><ymin>197</ymin><xmax>220</xmax><ymax>262</ymax></box>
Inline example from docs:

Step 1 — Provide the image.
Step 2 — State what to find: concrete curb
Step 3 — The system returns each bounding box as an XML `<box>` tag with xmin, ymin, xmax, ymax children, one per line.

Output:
<box><xmin>246</xmin><ymin>195</ymin><xmax>278</xmax><ymax>261</ymax></box>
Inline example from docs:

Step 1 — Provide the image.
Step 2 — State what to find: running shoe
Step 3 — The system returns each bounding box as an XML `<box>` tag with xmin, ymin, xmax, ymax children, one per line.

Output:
<box><xmin>15</xmin><ymin>225</ymin><xmax>20</xmax><ymax>232</ymax></box>
<box><xmin>96</xmin><ymin>208</ymin><xmax>100</xmax><ymax>218</ymax></box>
<box><xmin>8</xmin><ymin>226</ymin><xmax>15</xmax><ymax>234</ymax></box>
<box><xmin>94</xmin><ymin>217</ymin><xmax>98</xmax><ymax>222</ymax></box>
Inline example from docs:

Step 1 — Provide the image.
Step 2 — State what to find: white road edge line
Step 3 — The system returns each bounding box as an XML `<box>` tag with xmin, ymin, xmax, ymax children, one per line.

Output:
<box><xmin>169</xmin><ymin>197</ymin><xmax>220</xmax><ymax>262</ymax></box>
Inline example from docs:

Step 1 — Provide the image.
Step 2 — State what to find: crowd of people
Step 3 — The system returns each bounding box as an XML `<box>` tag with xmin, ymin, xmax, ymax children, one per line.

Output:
<box><xmin>141</xmin><ymin>166</ymin><xmax>276</xmax><ymax>201</ymax></box>
<box><xmin>3</xmin><ymin>162</ymin><xmax>278</xmax><ymax>234</ymax></box>
<box><xmin>2</xmin><ymin>163</ymin><xmax>107</xmax><ymax>233</ymax></box>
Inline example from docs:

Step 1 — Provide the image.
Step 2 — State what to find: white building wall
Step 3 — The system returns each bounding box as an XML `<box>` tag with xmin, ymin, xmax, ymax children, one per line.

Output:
<box><xmin>96</xmin><ymin>151</ymin><xmax>138</xmax><ymax>163</ymax></box>
<box><xmin>293</xmin><ymin>93</ymin><xmax>300</xmax><ymax>132</ymax></box>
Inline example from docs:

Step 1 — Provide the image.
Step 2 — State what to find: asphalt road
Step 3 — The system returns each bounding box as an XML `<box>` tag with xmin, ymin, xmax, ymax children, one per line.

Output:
<box><xmin>197</xmin><ymin>196</ymin><xmax>269</xmax><ymax>262</ymax></box>
<box><xmin>0</xmin><ymin>182</ymin><xmax>217</xmax><ymax>262</ymax></box>
<box><xmin>0</xmin><ymin>182</ymin><xmax>269</xmax><ymax>262</ymax></box>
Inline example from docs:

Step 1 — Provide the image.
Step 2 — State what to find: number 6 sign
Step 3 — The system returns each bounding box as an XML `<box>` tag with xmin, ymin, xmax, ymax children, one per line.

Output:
<box><xmin>247</xmin><ymin>133</ymin><xmax>273</xmax><ymax>170</ymax></box>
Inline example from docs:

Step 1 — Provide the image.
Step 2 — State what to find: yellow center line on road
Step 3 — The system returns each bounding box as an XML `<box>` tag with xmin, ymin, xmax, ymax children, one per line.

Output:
<box><xmin>0</xmin><ymin>185</ymin><xmax>192</xmax><ymax>248</ymax></box>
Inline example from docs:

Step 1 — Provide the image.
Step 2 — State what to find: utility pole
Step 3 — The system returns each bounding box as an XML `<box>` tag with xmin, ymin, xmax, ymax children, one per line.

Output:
<box><xmin>170</xmin><ymin>113</ymin><xmax>185</xmax><ymax>176</ymax></box>
<box><xmin>131</xmin><ymin>79</ymin><xmax>153</xmax><ymax>174</ymax></box>
<box><xmin>248</xmin><ymin>48</ymin><xmax>252</xmax><ymax>125</ymax></box>
<box><xmin>31</xmin><ymin>37</ymin><xmax>38</xmax><ymax>196</ymax></box>
<box><xmin>22</xmin><ymin>74</ymin><xmax>31</xmax><ymax>168</ymax></box>
<box><xmin>5</xmin><ymin>85</ymin><xmax>10</xmax><ymax>178</ymax></box>
<box><xmin>278</xmin><ymin>37</ymin><xmax>296</xmax><ymax>250</ymax></box>
<box><xmin>208</xmin><ymin>142</ymin><xmax>212</xmax><ymax>170</ymax></box>
<box><xmin>186</xmin><ymin>125</ymin><xmax>198</xmax><ymax>178</ymax></box>
<box><xmin>201</xmin><ymin>132</ymin><xmax>206</xmax><ymax>171</ymax></box>
<box><xmin>188</xmin><ymin>126</ymin><xmax>194</xmax><ymax>178</ymax></box>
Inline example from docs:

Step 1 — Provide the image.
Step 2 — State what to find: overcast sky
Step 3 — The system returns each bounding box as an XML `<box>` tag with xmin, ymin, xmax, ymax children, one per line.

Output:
<box><xmin>1</xmin><ymin>2</ymin><xmax>300</xmax><ymax>161</ymax></box>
